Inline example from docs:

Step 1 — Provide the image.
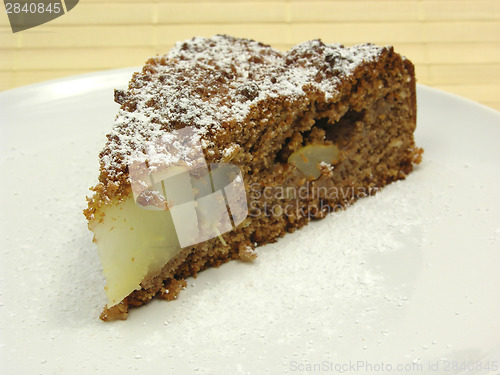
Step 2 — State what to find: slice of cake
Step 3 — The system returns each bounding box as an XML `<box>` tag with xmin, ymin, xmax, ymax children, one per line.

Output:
<box><xmin>84</xmin><ymin>35</ymin><xmax>422</xmax><ymax>321</ymax></box>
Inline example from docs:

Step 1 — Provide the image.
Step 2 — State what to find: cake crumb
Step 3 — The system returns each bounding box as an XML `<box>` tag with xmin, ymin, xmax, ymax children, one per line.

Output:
<box><xmin>158</xmin><ymin>279</ymin><xmax>187</xmax><ymax>301</ymax></box>
<box><xmin>239</xmin><ymin>245</ymin><xmax>258</xmax><ymax>262</ymax></box>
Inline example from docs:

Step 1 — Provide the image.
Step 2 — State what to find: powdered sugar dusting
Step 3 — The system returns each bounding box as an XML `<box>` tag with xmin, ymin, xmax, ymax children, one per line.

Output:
<box><xmin>101</xmin><ymin>35</ymin><xmax>385</xmax><ymax>180</ymax></box>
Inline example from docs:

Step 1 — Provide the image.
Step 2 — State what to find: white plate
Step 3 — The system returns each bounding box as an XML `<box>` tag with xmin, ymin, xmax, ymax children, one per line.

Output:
<box><xmin>1</xmin><ymin>70</ymin><xmax>499</xmax><ymax>375</ymax></box>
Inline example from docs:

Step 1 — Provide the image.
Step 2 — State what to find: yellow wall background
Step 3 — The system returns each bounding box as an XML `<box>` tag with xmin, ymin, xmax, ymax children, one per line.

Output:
<box><xmin>1</xmin><ymin>0</ymin><xmax>500</xmax><ymax>111</ymax></box>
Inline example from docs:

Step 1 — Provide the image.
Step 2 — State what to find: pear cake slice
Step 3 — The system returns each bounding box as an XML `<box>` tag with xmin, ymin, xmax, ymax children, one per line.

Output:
<box><xmin>84</xmin><ymin>35</ymin><xmax>422</xmax><ymax>321</ymax></box>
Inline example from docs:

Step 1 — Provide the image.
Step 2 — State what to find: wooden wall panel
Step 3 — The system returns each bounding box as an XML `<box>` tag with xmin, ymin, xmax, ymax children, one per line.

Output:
<box><xmin>0</xmin><ymin>0</ymin><xmax>499</xmax><ymax>110</ymax></box>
